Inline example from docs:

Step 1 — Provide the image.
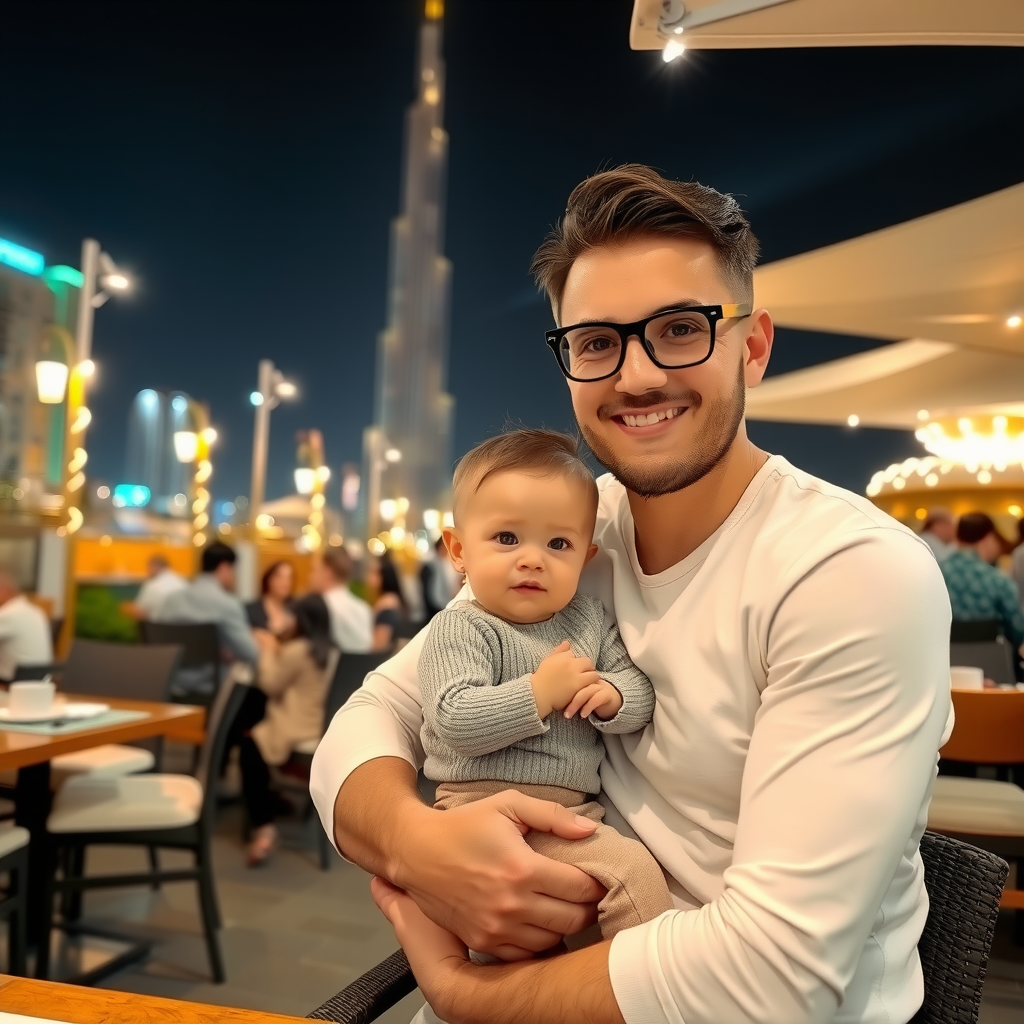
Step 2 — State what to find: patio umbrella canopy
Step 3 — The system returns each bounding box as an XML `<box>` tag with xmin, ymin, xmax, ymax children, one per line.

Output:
<box><xmin>630</xmin><ymin>0</ymin><xmax>1024</xmax><ymax>50</ymax></box>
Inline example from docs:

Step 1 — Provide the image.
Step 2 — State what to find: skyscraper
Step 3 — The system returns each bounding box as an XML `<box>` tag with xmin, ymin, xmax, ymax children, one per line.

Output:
<box><xmin>364</xmin><ymin>0</ymin><xmax>453</xmax><ymax>542</ymax></box>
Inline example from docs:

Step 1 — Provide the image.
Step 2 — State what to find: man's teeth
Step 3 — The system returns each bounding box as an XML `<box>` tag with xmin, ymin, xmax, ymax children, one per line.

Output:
<box><xmin>622</xmin><ymin>408</ymin><xmax>681</xmax><ymax>427</ymax></box>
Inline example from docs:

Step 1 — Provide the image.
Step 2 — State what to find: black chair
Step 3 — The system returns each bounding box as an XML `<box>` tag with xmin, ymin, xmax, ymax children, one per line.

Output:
<box><xmin>951</xmin><ymin>620</ymin><xmax>1002</xmax><ymax>643</ymax></box>
<box><xmin>0</xmin><ymin>827</ymin><xmax>29</xmax><ymax>976</ymax></box>
<box><xmin>950</xmin><ymin>638</ymin><xmax>1018</xmax><ymax>686</ymax></box>
<box><xmin>139</xmin><ymin>621</ymin><xmax>221</xmax><ymax>707</ymax></box>
<box><xmin>304</xmin><ymin>831</ymin><xmax>1008</xmax><ymax>1024</ymax></box>
<box><xmin>35</xmin><ymin>674</ymin><xmax>250</xmax><ymax>984</ymax></box>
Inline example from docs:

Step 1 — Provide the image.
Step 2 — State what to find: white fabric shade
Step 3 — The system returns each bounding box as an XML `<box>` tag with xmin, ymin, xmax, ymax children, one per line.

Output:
<box><xmin>630</xmin><ymin>0</ymin><xmax>1024</xmax><ymax>50</ymax></box>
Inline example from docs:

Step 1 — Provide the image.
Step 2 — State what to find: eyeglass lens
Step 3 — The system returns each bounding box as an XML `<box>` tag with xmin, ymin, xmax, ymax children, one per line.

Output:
<box><xmin>557</xmin><ymin>310</ymin><xmax>713</xmax><ymax>380</ymax></box>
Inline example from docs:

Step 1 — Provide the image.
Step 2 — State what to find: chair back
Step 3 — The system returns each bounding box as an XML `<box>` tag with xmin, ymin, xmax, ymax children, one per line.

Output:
<box><xmin>951</xmin><ymin>619</ymin><xmax>1002</xmax><ymax>643</ymax></box>
<box><xmin>950</xmin><ymin>637</ymin><xmax>1017</xmax><ymax>686</ymax></box>
<box><xmin>941</xmin><ymin>689</ymin><xmax>1024</xmax><ymax>763</ymax></box>
<box><xmin>139</xmin><ymin>621</ymin><xmax>220</xmax><ymax>669</ymax></box>
<box><xmin>60</xmin><ymin>639</ymin><xmax>183</xmax><ymax>701</ymax></box>
<box><xmin>910</xmin><ymin>830</ymin><xmax>1007</xmax><ymax>1024</ymax></box>
<box><xmin>322</xmin><ymin>651</ymin><xmax>391</xmax><ymax>731</ymax></box>
<box><xmin>195</xmin><ymin>671</ymin><xmax>250</xmax><ymax>830</ymax></box>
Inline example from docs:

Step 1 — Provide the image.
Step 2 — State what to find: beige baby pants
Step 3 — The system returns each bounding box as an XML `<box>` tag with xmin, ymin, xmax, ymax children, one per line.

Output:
<box><xmin>434</xmin><ymin>780</ymin><xmax>674</xmax><ymax>939</ymax></box>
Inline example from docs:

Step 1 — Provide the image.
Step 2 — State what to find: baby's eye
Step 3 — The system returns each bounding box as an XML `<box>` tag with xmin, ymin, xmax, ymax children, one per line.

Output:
<box><xmin>548</xmin><ymin>537</ymin><xmax>572</xmax><ymax>551</ymax></box>
<box><xmin>496</xmin><ymin>532</ymin><xmax>518</xmax><ymax>546</ymax></box>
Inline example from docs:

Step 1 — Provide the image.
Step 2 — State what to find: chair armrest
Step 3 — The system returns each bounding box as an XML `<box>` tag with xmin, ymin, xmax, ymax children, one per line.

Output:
<box><xmin>307</xmin><ymin>950</ymin><xmax>416</xmax><ymax>1023</ymax></box>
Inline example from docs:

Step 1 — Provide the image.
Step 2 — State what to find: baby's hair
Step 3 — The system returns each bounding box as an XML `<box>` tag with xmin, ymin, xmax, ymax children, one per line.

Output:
<box><xmin>452</xmin><ymin>428</ymin><xmax>598</xmax><ymax>524</ymax></box>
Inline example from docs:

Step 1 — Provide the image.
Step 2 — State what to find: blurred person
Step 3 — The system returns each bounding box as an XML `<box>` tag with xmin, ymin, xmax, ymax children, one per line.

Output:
<box><xmin>122</xmin><ymin>554</ymin><xmax>187</xmax><ymax>621</ymax></box>
<box><xmin>246</xmin><ymin>560</ymin><xmax>296</xmax><ymax>638</ymax></box>
<box><xmin>419</xmin><ymin>536</ymin><xmax>461</xmax><ymax>620</ymax></box>
<box><xmin>311</xmin><ymin>548</ymin><xmax>373</xmax><ymax>652</ymax></box>
<box><xmin>1010</xmin><ymin>518</ymin><xmax>1024</xmax><ymax>602</ymax></box>
<box><xmin>919</xmin><ymin>507</ymin><xmax>956</xmax><ymax>563</ymax></box>
<box><xmin>366</xmin><ymin>551</ymin><xmax>408</xmax><ymax>652</ymax></box>
<box><xmin>0</xmin><ymin>568</ymin><xmax>52</xmax><ymax>682</ymax></box>
<box><xmin>242</xmin><ymin>593</ymin><xmax>336</xmax><ymax>866</ymax></box>
<box><xmin>941</xmin><ymin>511</ymin><xmax>1024</xmax><ymax>649</ymax></box>
<box><xmin>156</xmin><ymin>543</ymin><xmax>260</xmax><ymax>693</ymax></box>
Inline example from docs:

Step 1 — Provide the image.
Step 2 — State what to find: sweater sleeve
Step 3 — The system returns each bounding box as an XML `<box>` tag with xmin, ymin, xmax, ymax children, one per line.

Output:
<box><xmin>419</xmin><ymin>608</ymin><xmax>547</xmax><ymax>757</ymax></box>
<box><xmin>590</xmin><ymin>618</ymin><xmax>656</xmax><ymax>735</ymax></box>
<box><xmin>607</xmin><ymin>531</ymin><xmax>952</xmax><ymax>1024</ymax></box>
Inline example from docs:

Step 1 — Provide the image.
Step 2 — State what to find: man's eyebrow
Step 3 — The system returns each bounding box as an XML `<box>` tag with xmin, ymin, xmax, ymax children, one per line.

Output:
<box><xmin>568</xmin><ymin>300</ymin><xmax>704</xmax><ymax>326</ymax></box>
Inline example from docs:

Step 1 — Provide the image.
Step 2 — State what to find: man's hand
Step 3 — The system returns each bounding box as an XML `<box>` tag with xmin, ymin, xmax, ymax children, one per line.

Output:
<box><xmin>531</xmin><ymin>641</ymin><xmax>601</xmax><ymax>719</ymax></box>
<box><xmin>563</xmin><ymin>680</ymin><xmax>622</xmax><ymax>721</ymax></box>
<box><xmin>392</xmin><ymin>787</ymin><xmax>605</xmax><ymax>960</ymax></box>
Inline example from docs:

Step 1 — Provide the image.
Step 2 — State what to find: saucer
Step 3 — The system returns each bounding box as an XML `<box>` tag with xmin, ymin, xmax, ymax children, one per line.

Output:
<box><xmin>0</xmin><ymin>701</ymin><xmax>109</xmax><ymax>724</ymax></box>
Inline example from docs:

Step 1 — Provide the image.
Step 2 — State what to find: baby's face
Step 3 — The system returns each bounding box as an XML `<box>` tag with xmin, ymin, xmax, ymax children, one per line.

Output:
<box><xmin>445</xmin><ymin>470</ymin><xmax>598</xmax><ymax>624</ymax></box>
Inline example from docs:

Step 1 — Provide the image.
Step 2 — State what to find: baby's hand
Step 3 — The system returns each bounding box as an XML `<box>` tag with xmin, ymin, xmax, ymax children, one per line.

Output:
<box><xmin>563</xmin><ymin>680</ymin><xmax>623</xmax><ymax>721</ymax></box>
<box><xmin>530</xmin><ymin>640</ymin><xmax>601</xmax><ymax>718</ymax></box>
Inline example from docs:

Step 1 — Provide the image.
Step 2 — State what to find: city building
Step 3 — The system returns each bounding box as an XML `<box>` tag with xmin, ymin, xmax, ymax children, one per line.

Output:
<box><xmin>124</xmin><ymin>388</ymin><xmax>196</xmax><ymax>517</ymax></box>
<box><xmin>362</xmin><ymin>0</ymin><xmax>454</xmax><ymax>544</ymax></box>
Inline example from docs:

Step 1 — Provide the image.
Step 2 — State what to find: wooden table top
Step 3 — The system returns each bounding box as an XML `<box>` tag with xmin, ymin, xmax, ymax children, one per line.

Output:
<box><xmin>0</xmin><ymin>975</ymin><xmax>304</xmax><ymax>1022</ymax></box>
<box><xmin>0</xmin><ymin>696</ymin><xmax>205</xmax><ymax>772</ymax></box>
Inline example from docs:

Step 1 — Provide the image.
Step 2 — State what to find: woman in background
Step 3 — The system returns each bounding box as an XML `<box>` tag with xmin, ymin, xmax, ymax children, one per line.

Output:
<box><xmin>245</xmin><ymin>561</ymin><xmax>296</xmax><ymax>638</ymax></box>
<box><xmin>366</xmin><ymin>552</ymin><xmax>408</xmax><ymax>652</ymax></box>
<box><xmin>243</xmin><ymin>593</ymin><xmax>336</xmax><ymax>866</ymax></box>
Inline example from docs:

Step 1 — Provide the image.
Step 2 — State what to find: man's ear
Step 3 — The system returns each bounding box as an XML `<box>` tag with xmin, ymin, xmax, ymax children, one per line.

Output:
<box><xmin>584</xmin><ymin>543</ymin><xmax>599</xmax><ymax>566</ymax></box>
<box><xmin>442</xmin><ymin>527</ymin><xmax>465</xmax><ymax>573</ymax></box>
<box><xmin>743</xmin><ymin>308</ymin><xmax>774</xmax><ymax>389</ymax></box>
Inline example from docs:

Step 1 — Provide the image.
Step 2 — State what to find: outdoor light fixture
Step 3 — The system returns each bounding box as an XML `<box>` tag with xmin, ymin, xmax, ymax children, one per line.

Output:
<box><xmin>96</xmin><ymin>251</ymin><xmax>131</xmax><ymax>299</ymax></box>
<box><xmin>847</xmin><ymin>414</ymin><xmax>860</xmax><ymax>427</ymax></box>
<box><xmin>35</xmin><ymin>361</ymin><xmax>69</xmax><ymax>404</ymax></box>
<box><xmin>423</xmin><ymin>508</ymin><xmax>440</xmax><ymax>531</ymax></box>
<box><xmin>1008</xmin><ymin>315</ymin><xmax>1023</xmax><ymax>329</ymax></box>
<box><xmin>275</xmin><ymin>380</ymin><xmax>298</xmax><ymax>399</ymax></box>
<box><xmin>914</xmin><ymin>415</ymin><xmax>1024</xmax><ymax>473</ymax></box>
<box><xmin>657</xmin><ymin>0</ymin><xmax>795</xmax><ymax>60</ymax></box>
<box><xmin>294</xmin><ymin>467</ymin><xmax>316</xmax><ymax>495</ymax></box>
<box><xmin>250</xmin><ymin>391</ymin><xmax>264</xmax><ymax>406</ymax></box>
<box><xmin>384</xmin><ymin>447</ymin><xmax>402</xmax><ymax>463</ymax></box>
<box><xmin>174</xmin><ymin>430</ymin><xmax>199</xmax><ymax>464</ymax></box>
<box><xmin>662</xmin><ymin>39</ymin><xmax>685</xmax><ymax>62</ymax></box>
<box><xmin>379</xmin><ymin>498</ymin><xmax>397</xmax><ymax>523</ymax></box>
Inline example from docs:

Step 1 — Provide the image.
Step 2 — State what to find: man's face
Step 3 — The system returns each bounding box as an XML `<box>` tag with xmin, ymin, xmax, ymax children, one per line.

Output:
<box><xmin>559</xmin><ymin>237</ymin><xmax>771</xmax><ymax>498</ymax></box>
<box><xmin>214</xmin><ymin>562</ymin><xmax>236</xmax><ymax>592</ymax></box>
<box><xmin>930</xmin><ymin>519</ymin><xmax>956</xmax><ymax>545</ymax></box>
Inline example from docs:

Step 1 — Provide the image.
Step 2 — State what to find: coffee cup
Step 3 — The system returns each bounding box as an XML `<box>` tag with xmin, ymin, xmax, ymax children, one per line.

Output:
<box><xmin>950</xmin><ymin>666</ymin><xmax>984</xmax><ymax>690</ymax></box>
<box><xmin>8</xmin><ymin>680</ymin><xmax>56</xmax><ymax>718</ymax></box>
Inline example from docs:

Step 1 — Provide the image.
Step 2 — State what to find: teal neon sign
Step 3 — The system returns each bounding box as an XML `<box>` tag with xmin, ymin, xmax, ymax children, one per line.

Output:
<box><xmin>0</xmin><ymin>237</ymin><xmax>45</xmax><ymax>277</ymax></box>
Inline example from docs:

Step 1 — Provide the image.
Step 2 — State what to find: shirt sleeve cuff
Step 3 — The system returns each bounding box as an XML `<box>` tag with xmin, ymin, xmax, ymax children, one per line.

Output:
<box><xmin>609</xmin><ymin>915</ymin><xmax>674</xmax><ymax>1024</ymax></box>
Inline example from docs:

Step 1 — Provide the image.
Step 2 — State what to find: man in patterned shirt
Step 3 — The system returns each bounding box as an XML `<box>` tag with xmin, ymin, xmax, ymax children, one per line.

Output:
<box><xmin>940</xmin><ymin>511</ymin><xmax>1024</xmax><ymax>649</ymax></box>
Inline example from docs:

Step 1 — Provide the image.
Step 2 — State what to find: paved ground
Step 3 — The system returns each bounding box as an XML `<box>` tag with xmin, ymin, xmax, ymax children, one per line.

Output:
<box><xmin>24</xmin><ymin>753</ymin><xmax>1024</xmax><ymax>1023</ymax></box>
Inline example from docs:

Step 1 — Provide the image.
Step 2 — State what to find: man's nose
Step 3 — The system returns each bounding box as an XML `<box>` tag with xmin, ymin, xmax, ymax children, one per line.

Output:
<box><xmin>615</xmin><ymin>335</ymin><xmax>668</xmax><ymax>394</ymax></box>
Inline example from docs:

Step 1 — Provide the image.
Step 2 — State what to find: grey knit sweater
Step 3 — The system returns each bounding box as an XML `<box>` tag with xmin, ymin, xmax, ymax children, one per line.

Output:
<box><xmin>418</xmin><ymin>594</ymin><xmax>655</xmax><ymax>794</ymax></box>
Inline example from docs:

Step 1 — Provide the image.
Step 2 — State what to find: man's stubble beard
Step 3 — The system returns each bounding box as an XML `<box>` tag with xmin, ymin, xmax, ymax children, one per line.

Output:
<box><xmin>578</xmin><ymin>360</ymin><xmax>746</xmax><ymax>500</ymax></box>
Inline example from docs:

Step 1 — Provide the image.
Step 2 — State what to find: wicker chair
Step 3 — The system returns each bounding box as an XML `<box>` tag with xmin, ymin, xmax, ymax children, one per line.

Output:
<box><xmin>305</xmin><ymin>831</ymin><xmax>1007</xmax><ymax>1024</ymax></box>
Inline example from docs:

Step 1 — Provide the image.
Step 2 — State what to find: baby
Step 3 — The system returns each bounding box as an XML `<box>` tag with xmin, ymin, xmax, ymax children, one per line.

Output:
<box><xmin>419</xmin><ymin>428</ymin><xmax>673</xmax><ymax>939</ymax></box>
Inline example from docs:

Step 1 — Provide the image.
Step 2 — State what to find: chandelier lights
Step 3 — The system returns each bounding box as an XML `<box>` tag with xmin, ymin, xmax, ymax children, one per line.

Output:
<box><xmin>914</xmin><ymin>415</ymin><xmax>1024</xmax><ymax>473</ymax></box>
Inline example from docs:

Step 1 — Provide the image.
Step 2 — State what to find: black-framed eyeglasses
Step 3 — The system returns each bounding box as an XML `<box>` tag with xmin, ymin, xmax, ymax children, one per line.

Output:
<box><xmin>545</xmin><ymin>303</ymin><xmax>752</xmax><ymax>383</ymax></box>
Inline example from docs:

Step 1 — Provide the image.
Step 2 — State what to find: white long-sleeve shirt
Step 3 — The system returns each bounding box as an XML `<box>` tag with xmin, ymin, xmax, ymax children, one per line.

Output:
<box><xmin>310</xmin><ymin>456</ymin><xmax>953</xmax><ymax>1024</ymax></box>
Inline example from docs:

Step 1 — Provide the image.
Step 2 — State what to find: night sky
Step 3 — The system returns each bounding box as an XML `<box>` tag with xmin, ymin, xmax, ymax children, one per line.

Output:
<box><xmin>2</xmin><ymin>1</ymin><xmax>1023</xmax><ymax>506</ymax></box>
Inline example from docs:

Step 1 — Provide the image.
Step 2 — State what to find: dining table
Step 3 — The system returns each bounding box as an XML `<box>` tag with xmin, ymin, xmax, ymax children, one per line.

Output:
<box><xmin>0</xmin><ymin>695</ymin><xmax>205</xmax><ymax>961</ymax></box>
<box><xmin>0</xmin><ymin>973</ymin><xmax>305</xmax><ymax>1022</ymax></box>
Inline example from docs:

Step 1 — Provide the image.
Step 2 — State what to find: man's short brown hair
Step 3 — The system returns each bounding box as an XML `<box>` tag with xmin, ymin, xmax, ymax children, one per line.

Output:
<box><xmin>322</xmin><ymin>547</ymin><xmax>354</xmax><ymax>583</ymax></box>
<box><xmin>530</xmin><ymin>164</ymin><xmax>759</xmax><ymax>319</ymax></box>
<box><xmin>452</xmin><ymin>428</ymin><xmax>598</xmax><ymax>524</ymax></box>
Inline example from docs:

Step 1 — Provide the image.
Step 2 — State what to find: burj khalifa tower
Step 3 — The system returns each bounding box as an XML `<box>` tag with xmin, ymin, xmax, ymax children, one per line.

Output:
<box><xmin>364</xmin><ymin>0</ymin><xmax>454</xmax><ymax>542</ymax></box>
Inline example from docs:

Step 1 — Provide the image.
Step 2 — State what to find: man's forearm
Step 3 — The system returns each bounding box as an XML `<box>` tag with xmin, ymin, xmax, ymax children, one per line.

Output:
<box><xmin>446</xmin><ymin>941</ymin><xmax>624</xmax><ymax>1024</ymax></box>
<box><xmin>333</xmin><ymin>756</ymin><xmax>428</xmax><ymax>877</ymax></box>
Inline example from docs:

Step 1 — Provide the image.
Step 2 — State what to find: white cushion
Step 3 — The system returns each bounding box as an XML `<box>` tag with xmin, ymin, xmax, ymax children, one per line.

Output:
<box><xmin>52</xmin><ymin>744</ymin><xmax>155</xmax><ymax>786</ymax></box>
<box><xmin>928</xmin><ymin>776</ymin><xmax>1024</xmax><ymax>836</ymax></box>
<box><xmin>0</xmin><ymin>823</ymin><xmax>28</xmax><ymax>858</ymax></box>
<box><xmin>48</xmin><ymin>774</ymin><xmax>203</xmax><ymax>834</ymax></box>
<box><xmin>293</xmin><ymin>737</ymin><xmax>320</xmax><ymax>756</ymax></box>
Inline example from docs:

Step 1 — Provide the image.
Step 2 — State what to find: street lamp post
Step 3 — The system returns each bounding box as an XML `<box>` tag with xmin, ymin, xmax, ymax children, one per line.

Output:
<box><xmin>248</xmin><ymin>359</ymin><xmax>297</xmax><ymax>527</ymax></box>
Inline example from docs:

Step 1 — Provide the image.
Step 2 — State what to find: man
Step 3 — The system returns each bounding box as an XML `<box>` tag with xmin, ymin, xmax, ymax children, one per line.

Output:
<box><xmin>310</xmin><ymin>166</ymin><xmax>951</xmax><ymax>1024</ymax></box>
<box><xmin>156</xmin><ymin>541</ymin><xmax>258</xmax><ymax>665</ymax></box>
<box><xmin>0</xmin><ymin>568</ymin><xmax>52</xmax><ymax>681</ymax></box>
<box><xmin>419</xmin><ymin>536</ymin><xmax>461</xmax><ymax>621</ymax></box>
<box><xmin>941</xmin><ymin>511</ymin><xmax>1024</xmax><ymax>648</ymax></box>
<box><xmin>122</xmin><ymin>554</ymin><xmax>187</xmax><ymax>621</ymax></box>
<box><xmin>312</xmin><ymin>548</ymin><xmax>373</xmax><ymax>653</ymax></box>
<box><xmin>919</xmin><ymin>507</ymin><xmax>956</xmax><ymax>563</ymax></box>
